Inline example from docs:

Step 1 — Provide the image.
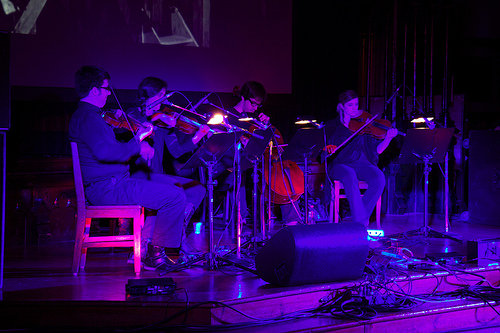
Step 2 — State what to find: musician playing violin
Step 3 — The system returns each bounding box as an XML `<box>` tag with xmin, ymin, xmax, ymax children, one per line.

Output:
<box><xmin>69</xmin><ymin>66</ymin><xmax>186</xmax><ymax>271</ymax></box>
<box><xmin>324</xmin><ymin>90</ymin><xmax>397</xmax><ymax>227</ymax></box>
<box><xmin>126</xmin><ymin>77</ymin><xmax>210</xmax><ymax>174</ymax></box>
<box><xmin>122</xmin><ymin>77</ymin><xmax>209</xmax><ymax>261</ymax></box>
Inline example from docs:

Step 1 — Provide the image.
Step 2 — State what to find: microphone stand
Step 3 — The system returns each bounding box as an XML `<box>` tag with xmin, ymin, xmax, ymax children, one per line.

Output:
<box><xmin>147</xmin><ymin>92</ymin><xmax>208</xmax><ymax>120</ymax></box>
<box><xmin>235</xmin><ymin>141</ymin><xmax>242</xmax><ymax>258</ymax></box>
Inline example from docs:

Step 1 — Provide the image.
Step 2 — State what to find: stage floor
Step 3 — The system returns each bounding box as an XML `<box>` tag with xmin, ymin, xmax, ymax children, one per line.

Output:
<box><xmin>2</xmin><ymin>213</ymin><xmax>500</xmax><ymax>332</ymax></box>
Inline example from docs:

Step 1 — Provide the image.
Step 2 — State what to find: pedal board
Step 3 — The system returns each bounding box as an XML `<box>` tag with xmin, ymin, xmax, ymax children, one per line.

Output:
<box><xmin>126</xmin><ymin>277</ymin><xmax>177</xmax><ymax>296</ymax></box>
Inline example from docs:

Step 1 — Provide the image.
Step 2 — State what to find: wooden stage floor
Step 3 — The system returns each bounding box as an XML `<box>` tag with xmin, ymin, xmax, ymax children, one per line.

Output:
<box><xmin>2</xmin><ymin>213</ymin><xmax>500</xmax><ymax>332</ymax></box>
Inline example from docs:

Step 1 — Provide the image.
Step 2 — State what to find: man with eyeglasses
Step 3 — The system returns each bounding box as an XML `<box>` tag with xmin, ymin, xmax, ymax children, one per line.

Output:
<box><xmin>227</xmin><ymin>81</ymin><xmax>269</xmax><ymax>131</ymax></box>
<box><xmin>69</xmin><ymin>65</ymin><xmax>187</xmax><ymax>271</ymax></box>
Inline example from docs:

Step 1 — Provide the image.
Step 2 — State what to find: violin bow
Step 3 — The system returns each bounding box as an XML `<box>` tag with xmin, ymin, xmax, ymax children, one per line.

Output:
<box><xmin>326</xmin><ymin>114</ymin><xmax>379</xmax><ymax>158</ymax></box>
<box><xmin>109</xmin><ymin>87</ymin><xmax>145</xmax><ymax>143</ymax></box>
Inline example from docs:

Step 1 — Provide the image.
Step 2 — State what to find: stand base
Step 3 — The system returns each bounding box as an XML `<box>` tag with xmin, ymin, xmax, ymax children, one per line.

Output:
<box><xmin>215</xmin><ymin>255</ymin><xmax>258</xmax><ymax>275</ymax></box>
<box><xmin>388</xmin><ymin>226</ymin><xmax>463</xmax><ymax>244</ymax></box>
<box><xmin>158</xmin><ymin>239</ymin><xmax>264</xmax><ymax>275</ymax></box>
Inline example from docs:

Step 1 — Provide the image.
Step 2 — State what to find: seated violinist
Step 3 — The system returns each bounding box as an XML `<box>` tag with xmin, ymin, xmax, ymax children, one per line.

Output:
<box><xmin>69</xmin><ymin>66</ymin><xmax>187</xmax><ymax>271</ymax></box>
<box><xmin>123</xmin><ymin>77</ymin><xmax>210</xmax><ymax>260</ymax></box>
<box><xmin>324</xmin><ymin>90</ymin><xmax>397</xmax><ymax>227</ymax></box>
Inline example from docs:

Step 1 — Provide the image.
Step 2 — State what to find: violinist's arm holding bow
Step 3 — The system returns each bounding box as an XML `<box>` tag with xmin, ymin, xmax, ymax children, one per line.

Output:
<box><xmin>74</xmin><ymin>106</ymin><xmax>154</xmax><ymax>167</ymax></box>
<box><xmin>376</xmin><ymin>128</ymin><xmax>398</xmax><ymax>154</ymax></box>
<box><xmin>150</xmin><ymin>113</ymin><xmax>210</xmax><ymax>147</ymax></box>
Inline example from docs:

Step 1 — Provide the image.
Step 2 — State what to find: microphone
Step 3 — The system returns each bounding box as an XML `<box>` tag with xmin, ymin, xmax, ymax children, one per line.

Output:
<box><xmin>147</xmin><ymin>91</ymin><xmax>175</xmax><ymax>110</ymax></box>
<box><xmin>386</xmin><ymin>85</ymin><xmax>402</xmax><ymax>105</ymax></box>
<box><xmin>191</xmin><ymin>92</ymin><xmax>212</xmax><ymax>112</ymax></box>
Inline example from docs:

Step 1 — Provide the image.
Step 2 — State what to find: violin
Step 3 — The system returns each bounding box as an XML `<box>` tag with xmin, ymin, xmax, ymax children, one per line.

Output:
<box><xmin>324</xmin><ymin>111</ymin><xmax>404</xmax><ymax>158</ymax></box>
<box><xmin>348</xmin><ymin>111</ymin><xmax>406</xmax><ymax>139</ymax></box>
<box><xmin>151</xmin><ymin>107</ymin><xmax>221</xmax><ymax>135</ymax></box>
<box><xmin>101</xmin><ymin>110</ymin><xmax>154</xmax><ymax>138</ymax></box>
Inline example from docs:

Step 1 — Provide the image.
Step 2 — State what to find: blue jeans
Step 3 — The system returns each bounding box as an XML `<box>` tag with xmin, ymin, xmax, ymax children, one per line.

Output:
<box><xmin>84</xmin><ymin>173</ymin><xmax>186</xmax><ymax>248</ymax></box>
<box><xmin>328</xmin><ymin>160</ymin><xmax>385</xmax><ymax>224</ymax></box>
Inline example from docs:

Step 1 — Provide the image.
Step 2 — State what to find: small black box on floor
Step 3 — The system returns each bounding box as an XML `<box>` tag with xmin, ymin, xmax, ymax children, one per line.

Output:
<box><xmin>467</xmin><ymin>238</ymin><xmax>500</xmax><ymax>267</ymax></box>
<box><xmin>126</xmin><ymin>277</ymin><xmax>176</xmax><ymax>296</ymax></box>
<box><xmin>255</xmin><ymin>223</ymin><xmax>369</xmax><ymax>286</ymax></box>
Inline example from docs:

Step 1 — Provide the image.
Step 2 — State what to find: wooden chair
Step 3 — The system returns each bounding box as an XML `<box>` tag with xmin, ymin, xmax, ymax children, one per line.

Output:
<box><xmin>71</xmin><ymin>142</ymin><xmax>144</xmax><ymax>276</ymax></box>
<box><xmin>330</xmin><ymin>180</ymin><xmax>382</xmax><ymax>229</ymax></box>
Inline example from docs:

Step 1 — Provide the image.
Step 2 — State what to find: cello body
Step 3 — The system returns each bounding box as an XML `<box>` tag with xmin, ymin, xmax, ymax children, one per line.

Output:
<box><xmin>262</xmin><ymin>127</ymin><xmax>305</xmax><ymax>204</ymax></box>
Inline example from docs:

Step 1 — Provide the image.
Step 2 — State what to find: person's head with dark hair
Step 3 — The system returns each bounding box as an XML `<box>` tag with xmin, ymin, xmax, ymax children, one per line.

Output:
<box><xmin>75</xmin><ymin>65</ymin><xmax>111</xmax><ymax>108</ymax></box>
<box><xmin>337</xmin><ymin>90</ymin><xmax>361</xmax><ymax>124</ymax></box>
<box><xmin>137</xmin><ymin>77</ymin><xmax>168</xmax><ymax>112</ymax></box>
<box><xmin>233</xmin><ymin>81</ymin><xmax>266</xmax><ymax>114</ymax></box>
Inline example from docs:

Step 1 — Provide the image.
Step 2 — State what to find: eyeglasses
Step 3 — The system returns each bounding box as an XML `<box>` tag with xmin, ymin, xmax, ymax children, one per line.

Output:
<box><xmin>99</xmin><ymin>86</ymin><xmax>112</xmax><ymax>92</ymax></box>
<box><xmin>248</xmin><ymin>98</ymin><xmax>262</xmax><ymax>108</ymax></box>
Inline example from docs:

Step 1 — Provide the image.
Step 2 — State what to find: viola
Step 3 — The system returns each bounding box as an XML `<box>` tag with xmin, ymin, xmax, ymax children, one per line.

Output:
<box><xmin>101</xmin><ymin>110</ymin><xmax>154</xmax><ymax>138</ymax></box>
<box><xmin>348</xmin><ymin>111</ymin><xmax>406</xmax><ymax>139</ymax></box>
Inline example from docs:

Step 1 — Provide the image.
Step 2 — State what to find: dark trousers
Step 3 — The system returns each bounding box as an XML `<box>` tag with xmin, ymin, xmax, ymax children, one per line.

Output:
<box><xmin>84</xmin><ymin>173</ymin><xmax>186</xmax><ymax>248</ymax></box>
<box><xmin>131</xmin><ymin>171</ymin><xmax>206</xmax><ymax>242</ymax></box>
<box><xmin>328</xmin><ymin>160</ymin><xmax>385</xmax><ymax>224</ymax></box>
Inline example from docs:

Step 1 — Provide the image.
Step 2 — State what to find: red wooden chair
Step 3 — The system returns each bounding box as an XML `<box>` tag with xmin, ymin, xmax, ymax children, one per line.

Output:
<box><xmin>71</xmin><ymin>142</ymin><xmax>144</xmax><ymax>276</ymax></box>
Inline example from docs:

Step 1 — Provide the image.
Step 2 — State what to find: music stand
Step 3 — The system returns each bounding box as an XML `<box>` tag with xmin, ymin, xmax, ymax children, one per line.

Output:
<box><xmin>396</xmin><ymin>128</ymin><xmax>456</xmax><ymax>239</ymax></box>
<box><xmin>237</xmin><ymin>127</ymin><xmax>274</xmax><ymax>253</ymax></box>
<box><xmin>178</xmin><ymin>132</ymin><xmax>243</xmax><ymax>270</ymax></box>
<box><xmin>281</xmin><ymin>128</ymin><xmax>325</xmax><ymax>224</ymax></box>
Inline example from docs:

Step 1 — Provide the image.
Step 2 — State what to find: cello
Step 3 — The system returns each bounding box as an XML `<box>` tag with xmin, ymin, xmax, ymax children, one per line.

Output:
<box><xmin>263</xmin><ymin>127</ymin><xmax>305</xmax><ymax>204</ymax></box>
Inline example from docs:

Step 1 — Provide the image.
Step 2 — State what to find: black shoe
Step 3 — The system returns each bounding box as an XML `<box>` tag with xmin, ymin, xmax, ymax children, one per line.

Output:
<box><xmin>143</xmin><ymin>244</ymin><xmax>177</xmax><ymax>271</ymax></box>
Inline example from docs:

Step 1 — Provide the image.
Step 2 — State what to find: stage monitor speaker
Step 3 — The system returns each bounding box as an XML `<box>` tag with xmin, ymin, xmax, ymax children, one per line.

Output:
<box><xmin>0</xmin><ymin>31</ymin><xmax>10</xmax><ymax>130</ymax></box>
<box><xmin>468</xmin><ymin>130</ymin><xmax>500</xmax><ymax>226</ymax></box>
<box><xmin>255</xmin><ymin>223</ymin><xmax>369</xmax><ymax>286</ymax></box>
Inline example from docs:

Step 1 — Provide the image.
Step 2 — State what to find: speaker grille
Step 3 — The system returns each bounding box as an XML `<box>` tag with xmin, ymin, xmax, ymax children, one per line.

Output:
<box><xmin>256</xmin><ymin>223</ymin><xmax>369</xmax><ymax>286</ymax></box>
